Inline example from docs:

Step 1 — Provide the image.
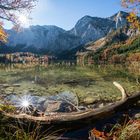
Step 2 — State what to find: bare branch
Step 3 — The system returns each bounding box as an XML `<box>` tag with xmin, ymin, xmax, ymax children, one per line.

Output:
<box><xmin>0</xmin><ymin>0</ymin><xmax>37</xmax><ymax>24</ymax></box>
<box><xmin>113</xmin><ymin>81</ymin><xmax>129</xmax><ymax>100</ymax></box>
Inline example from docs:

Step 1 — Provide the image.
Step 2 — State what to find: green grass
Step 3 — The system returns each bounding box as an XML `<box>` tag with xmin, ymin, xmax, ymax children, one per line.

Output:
<box><xmin>109</xmin><ymin>119</ymin><xmax>140</xmax><ymax>140</ymax></box>
<box><xmin>0</xmin><ymin>115</ymin><xmax>60</xmax><ymax>140</ymax></box>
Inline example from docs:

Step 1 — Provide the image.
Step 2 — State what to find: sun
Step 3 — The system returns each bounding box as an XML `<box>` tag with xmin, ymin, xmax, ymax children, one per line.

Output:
<box><xmin>18</xmin><ymin>14</ymin><xmax>30</xmax><ymax>27</ymax></box>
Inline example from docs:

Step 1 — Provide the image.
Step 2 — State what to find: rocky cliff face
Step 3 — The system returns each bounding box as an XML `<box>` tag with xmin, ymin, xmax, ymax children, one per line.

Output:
<box><xmin>69</xmin><ymin>16</ymin><xmax>115</xmax><ymax>44</ymax></box>
<box><xmin>109</xmin><ymin>11</ymin><xmax>129</xmax><ymax>28</ymax></box>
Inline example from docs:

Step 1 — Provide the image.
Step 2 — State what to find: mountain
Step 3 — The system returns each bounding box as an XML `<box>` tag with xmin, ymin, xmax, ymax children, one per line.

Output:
<box><xmin>85</xmin><ymin>27</ymin><xmax>129</xmax><ymax>51</ymax></box>
<box><xmin>6</xmin><ymin>25</ymin><xmax>81</xmax><ymax>55</ymax></box>
<box><xmin>0</xmin><ymin>11</ymin><xmax>133</xmax><ymax>57</ymax></box>
<box><xmin>69</xmin><ymin>11</ymin><xmax>130</xmax><ymax>44</ymax></box>
<box><xmin>69</xmin><ymin>16</ymin><xmax>115</xmax><ymax>44</ymax></box>
<box><xmin>91</xmin><ymin>35</ymin><xmax>140</xmax><ymax>64</ymax></box>
<box><xmin>109</xmin><ymin>11</ymin><xmax>128</xmax><ymax>28</ymax></box>
<box><xmin>85</xmin><ymin>23</ymin><xmax>139</xmax><ymax>52</ymax></box>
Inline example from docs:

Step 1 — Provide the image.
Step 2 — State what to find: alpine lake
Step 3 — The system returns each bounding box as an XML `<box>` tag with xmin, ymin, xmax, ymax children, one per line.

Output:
<box><xmin>0</xmin><ymin>63</ymin><xmax>139</xmax><ymax>103</ymax></box>
<box><xmin>0</xmin><ymin>63</ymin><xmax>140</xmax><ymax>139</ymax></box>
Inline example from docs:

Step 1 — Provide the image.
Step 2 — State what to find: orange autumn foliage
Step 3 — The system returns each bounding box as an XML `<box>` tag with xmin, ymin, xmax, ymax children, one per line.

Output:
<box><xmin>127</xmin><ymin>52</ymin><xmax>140</xmax><ymax>61</ymax></box>
<box><xmin>89</xmin><ymin>120</ymin><xmax>140</xmax><ymax>140</ymax></box>
<box><xmin>89</xmin><ymin>128</ymin><xmax>110</xmax><ymax>140</ymax></box>
<box><xmin>110</xmin><ymin>54</ymin><xmax>126</xmax><ymax>63</ymax></box>
<box><xmin>0</xmin><ymin>22</ymin><xmax>7</xmax><ymax>43</ymax></box>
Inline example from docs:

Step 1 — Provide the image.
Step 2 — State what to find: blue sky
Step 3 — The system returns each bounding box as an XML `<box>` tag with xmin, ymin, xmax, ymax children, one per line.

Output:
<box><xmin>5</xmin><ymin>0</ymin><xmax>124</xmax><ymax>30</ymax></box>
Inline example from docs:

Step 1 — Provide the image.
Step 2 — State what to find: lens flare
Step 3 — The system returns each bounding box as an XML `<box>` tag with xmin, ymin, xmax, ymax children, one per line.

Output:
<box><xmin>15</xmin><ymin>95</ymin><xmax>33</xmax><ymax>113</ymax></box>
<box><xmin>21</xmin><ymin>100</ymin><xmax>30</xmax><ymax>108</ymax></box>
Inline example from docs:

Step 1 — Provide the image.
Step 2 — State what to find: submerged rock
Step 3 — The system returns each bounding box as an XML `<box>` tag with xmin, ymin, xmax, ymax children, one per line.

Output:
<box><xmin>43</xmin><ymin>100</ymin><xmax>77</xmax><ymax>113</ymax></box>
<box><xmin>45</xmin><ymin>101</ymin><xmax>62</xmax><ymax>112</ymax></box>
<box><xmin>83</xmin><ymin>97</ymin><xmax>96</xmax><ymax>105</ymax></box>
<box><xmin>98</xmin><ymin>103</ymin><xmax>104</xmax><ymax>108</ymax></box>
<box><xmin>4</xmin><ymin>91</ymin><xmax>79</xmax><ymax>113</ymax></box>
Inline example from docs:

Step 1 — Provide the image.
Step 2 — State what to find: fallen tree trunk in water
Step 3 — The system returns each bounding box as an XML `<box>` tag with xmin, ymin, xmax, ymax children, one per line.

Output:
<box><xmin>1</xmin><ymin>82</ymin><xmax>140</xmax><ymax>124</ymax></box>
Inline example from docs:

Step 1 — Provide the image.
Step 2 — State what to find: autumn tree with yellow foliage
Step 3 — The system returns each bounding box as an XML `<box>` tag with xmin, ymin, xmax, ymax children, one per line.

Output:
<box><xmin>0</xmin><ymin>22</ymin><xmax>7</xmax><ymax>43</ymax></box>
<box><xmin>0</xmin><ymin>0</ymin><xmax>36</xmax><ymax>43</ymax></box>
<box><xmin>121</xmin><ymin>0</ymin><xmax>140</xmax><ymax>30</ymax></box>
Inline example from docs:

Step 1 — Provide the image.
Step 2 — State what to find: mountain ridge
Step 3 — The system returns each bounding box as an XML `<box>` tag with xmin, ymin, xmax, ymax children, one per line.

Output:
<box><xmin>0</xmin><ymin>11</ymin><xmax>133</xmax><ymax>58</ymax></box>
